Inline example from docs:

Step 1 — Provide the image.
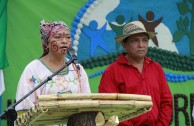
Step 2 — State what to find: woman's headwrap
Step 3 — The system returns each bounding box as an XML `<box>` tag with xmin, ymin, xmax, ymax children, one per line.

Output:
<box><xmin>40</xmin><ymin>19</ymin><xmax>69</xmax><ymax>56</ymax></box>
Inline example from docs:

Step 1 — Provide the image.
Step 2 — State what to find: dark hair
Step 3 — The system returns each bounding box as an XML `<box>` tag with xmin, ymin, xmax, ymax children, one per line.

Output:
<box><xmin>40</xmin><ymin>48</ymin><xmax>49</xmax><ymax>58</ymax></box>
<box><xmin>122</xmin><ymin>37</ymin><xmax>129</xmax><ymax>43</ymax></box>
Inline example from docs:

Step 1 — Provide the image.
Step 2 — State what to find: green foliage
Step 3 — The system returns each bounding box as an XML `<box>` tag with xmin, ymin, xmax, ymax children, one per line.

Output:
<box><xmin>147</xmin><ymin>47</ymin><xmax>194</xmax><ymax>71</ymax></box>
<box><xmin>177</xmin><ymin>2</ymin><xmax>190</xmax><ymax>15</ymax></box>
<box><xmin>177</xmin><ymin>17</ymin><xmax>184</xmax><ymax>31</ymax></box>
<box><xmin>80</xmin><ymin>50</ymin><xmax>123</xmax><ymax>69</ymax></box>
<box><xmin>183</xmin><ymin>16</ymin><xmax>190</xmax><ymax>27</ymax></box>
<box><xmin>175</xmin><ymin>0</ymin><xmax>194</xmax><ymax>57</ymax></box>
<box><xmin>173</xmin><ymin>16</ymin><xmax>190</xmax><ymax>42</ymax></box>
<box><xmin>189</xmin><ymin>0</ymin><xmax>194</xmax><ymax>4</ymax></box>
<box><xmin>173</xmin><ymin>31</ymin><xmax>184</xmax><ymax>42</ymax></box>
<box><xmin>81</xmin><ymin>47</ymin><xmax>194</xmax><ymax>72</ymax></box>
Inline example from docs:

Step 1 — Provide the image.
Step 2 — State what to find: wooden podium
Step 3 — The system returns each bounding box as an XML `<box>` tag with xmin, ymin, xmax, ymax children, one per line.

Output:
<box><xmin>15</xmin><ymin>93</ymin><xmax>153</xmax><ymax>126</ymax></box>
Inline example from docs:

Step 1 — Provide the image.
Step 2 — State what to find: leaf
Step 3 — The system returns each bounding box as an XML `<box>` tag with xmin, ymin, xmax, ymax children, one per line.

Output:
<box><xmin>177</xmin><ymin>2</ymin><xmax>190</xmax><ymax>15</ymax></box>
<box><xmin>177</xmin><ymin>17</ymin><xmax>184</xmax><ymax>31</ymax></box>
<box><xmin>173</xmin><ymin>31</ymin><xmax>184</xmax><ymax>42</ymax></box>
<box><xmin>183</xmin><ymin>16</ymin><xmax>190</xmax><ymax>28</ymax></box>
<box><xmin>189</xmin><ymin>0</ymin><xmax>194</xmax><ymax>4</ymax></box>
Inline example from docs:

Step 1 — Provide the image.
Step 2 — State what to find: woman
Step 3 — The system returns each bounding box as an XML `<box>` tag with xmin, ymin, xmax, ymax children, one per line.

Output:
<box><xmin>15</xmin><ymin>20</ymin><xmax>91</xmax><ymax>111</ymax></box>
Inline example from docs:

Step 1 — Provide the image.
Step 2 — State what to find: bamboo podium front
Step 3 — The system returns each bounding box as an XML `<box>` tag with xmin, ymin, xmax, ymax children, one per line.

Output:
<box><xmin>15</xmin><ymin>93</ymin><xmax>153</xmax><ymax>126</ymax></box>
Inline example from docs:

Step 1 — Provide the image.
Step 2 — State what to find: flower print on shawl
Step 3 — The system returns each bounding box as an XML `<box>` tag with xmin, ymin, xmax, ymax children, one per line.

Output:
<box><xmin>27</xmin><ymin>70</ymin><xmax>82</xmax><ymax>95</ymax></box>
<box><xmin>29</xmin><ymin>75</ymin><xmax>37</xmax><ymax>84</ymax></box>
<box><xmin>55</xmin><ymin>75</ymin><xmax>69</xmax><ymax>91</ymax></box>
<box><xmin>29</xmin><ymin>75</ymin><xmax>44</xmax><ymax>85</ymax></box>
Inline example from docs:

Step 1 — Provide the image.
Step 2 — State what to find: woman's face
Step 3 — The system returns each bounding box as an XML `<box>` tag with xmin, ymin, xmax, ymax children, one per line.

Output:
<box><xmin>48</xmin><ymin>28</ymin><xmax>72</xmax><ymax>55</ymax></box>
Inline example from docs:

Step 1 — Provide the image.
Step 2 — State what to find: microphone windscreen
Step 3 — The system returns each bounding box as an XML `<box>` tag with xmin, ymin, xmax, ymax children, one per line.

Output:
<box><xmin>68</xmin><ymin>47</ymin><xmax>76</xmax><ymax>57</ymax></box>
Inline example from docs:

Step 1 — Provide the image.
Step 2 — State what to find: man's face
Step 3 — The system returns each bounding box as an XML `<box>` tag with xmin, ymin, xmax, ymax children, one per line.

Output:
<box><xmin>122</xmin><ymin>33</ymin><xmax>149</xmax><ymax>59</ymax></box>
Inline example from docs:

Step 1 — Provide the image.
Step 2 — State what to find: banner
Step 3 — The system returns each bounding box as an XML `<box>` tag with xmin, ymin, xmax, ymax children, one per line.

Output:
<box><xmin>0</xmin><ymin>0</ymin><xmax>8</xmax><ymax>125</ymax></box>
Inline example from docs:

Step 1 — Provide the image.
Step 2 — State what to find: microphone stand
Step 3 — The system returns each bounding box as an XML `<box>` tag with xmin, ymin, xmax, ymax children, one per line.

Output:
<box><xmin>0</xmin><ymin>56</ymin><xmax>78</xmax><ymax>126</ymax></box>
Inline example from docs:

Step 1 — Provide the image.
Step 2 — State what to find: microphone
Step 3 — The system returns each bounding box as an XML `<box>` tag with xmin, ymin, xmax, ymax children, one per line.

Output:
<box><xmin>68</xmin><ymin>47</ymin><xmax>80</xmax><ymax>70</ymax></box>
<box><xmin>68</xmin><ymin>47</ymin><xmax>77</xmax><ymax>58</ymax></box>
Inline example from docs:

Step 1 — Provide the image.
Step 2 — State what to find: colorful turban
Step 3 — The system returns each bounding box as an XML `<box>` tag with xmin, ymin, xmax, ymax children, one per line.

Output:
<box><xmin>40</xmin><ymin>19</ymin><xmax>69</xmax><ymax>56</ymax></box>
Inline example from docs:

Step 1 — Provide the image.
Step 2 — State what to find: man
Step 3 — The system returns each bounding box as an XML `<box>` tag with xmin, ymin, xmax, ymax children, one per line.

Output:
<box><xmin>98</xmin><ymin>21</ymin><xmax>172</xmax><ymax>126</ymax></box>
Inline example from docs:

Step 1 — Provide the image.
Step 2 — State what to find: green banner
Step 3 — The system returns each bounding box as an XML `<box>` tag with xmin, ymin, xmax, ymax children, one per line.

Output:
<box><xmin>0</xmin><ymin>0</ymin><xmax>9</xmax><ymax>69</ymax></box>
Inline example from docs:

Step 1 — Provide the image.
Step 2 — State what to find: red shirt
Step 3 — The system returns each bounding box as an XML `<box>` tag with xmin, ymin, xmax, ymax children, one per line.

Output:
<box><xmin>99</xmin><ymin>53</ymin><xmax>172</xmax><ymax>126</ymax></box>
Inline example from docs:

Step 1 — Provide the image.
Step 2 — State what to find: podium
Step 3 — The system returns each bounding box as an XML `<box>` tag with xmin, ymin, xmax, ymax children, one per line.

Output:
<box><xmin>15</xmin><ymin>93</ymin><xmax>153</xmax><ymax>126</ymax></box>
